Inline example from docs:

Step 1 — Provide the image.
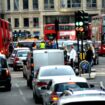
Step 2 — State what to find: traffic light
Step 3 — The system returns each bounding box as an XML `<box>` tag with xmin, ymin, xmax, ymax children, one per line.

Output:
<box><xmin>83</xmin><ymin>12</ymin><xmax>89</xmax><ymax>31</ymax></box>
<box><xmin>75</xmin><ymin>11</ymin><xmax>89</xmax><ymax>32</ymax></box>
<box><xmin>75</xmin><ymin>11</ymin><xmax>84</xmax><ymax>32</ymax></box>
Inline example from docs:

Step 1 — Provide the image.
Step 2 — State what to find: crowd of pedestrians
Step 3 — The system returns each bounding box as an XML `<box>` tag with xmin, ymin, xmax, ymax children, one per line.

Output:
<box><xmin>63</xmin><ymin>43</ymin><xmax>96</xmax><ymax>73</ymax></box>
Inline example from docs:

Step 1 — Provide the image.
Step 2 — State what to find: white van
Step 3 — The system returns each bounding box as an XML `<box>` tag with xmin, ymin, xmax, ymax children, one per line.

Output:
<box><xmin>26</xmin><ymin>49</ymin><xmax>64</xmax><ymax>88</ymax></box>
<box><xmin>33</xmin><ymin>49</ymin><xmax>64</xmax><ymax>68</ymax></box>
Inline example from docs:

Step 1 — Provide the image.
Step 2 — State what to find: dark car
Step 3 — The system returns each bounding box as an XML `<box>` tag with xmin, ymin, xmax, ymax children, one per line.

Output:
<box><xmin>0</xmin><ymin>54</ymin><xmax>11</xmax><ymax>91</ymax></box>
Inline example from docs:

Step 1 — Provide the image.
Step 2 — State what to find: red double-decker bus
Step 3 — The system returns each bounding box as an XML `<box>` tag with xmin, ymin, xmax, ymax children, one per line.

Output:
<box><xmin>91</xmin><ymin>14</ymin><xmax>105</xmax><ymax>55</ymax></box>
<box><xmin>44</xmin><ymin>23</ymin><xmax>76</xmax><ymax>41</ymax></box>
<box><xmin>0</xmin><ymin>18</ymin><xmax>12</xmax><ymax>57</ymax></box>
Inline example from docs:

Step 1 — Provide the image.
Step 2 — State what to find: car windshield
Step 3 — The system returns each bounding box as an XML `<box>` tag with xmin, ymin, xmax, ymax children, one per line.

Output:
<box><xmin>0</xmin><ymin>57</ymin><xmax>7</xmax><ymax>68</ymax></box>
<box><xmin>40</xmin><ymin>67</ymin><xmax>75</xmax><ymax>77</ymax></box>
<box><xmin>54</xmin><ymin>82</ymin><xmax>89</xmax><ymax>92</ymax></box>
<box><xmin>17</xmin><ymin>51</ymin><xmax>29</xmax><ymax>57</ymax></box>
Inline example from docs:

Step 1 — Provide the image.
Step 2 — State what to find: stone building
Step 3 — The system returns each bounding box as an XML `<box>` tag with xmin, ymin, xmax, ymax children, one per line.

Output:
<box><xmin>3</xmin><ymin>0</ymin><xmax>105</xmax><ymax>38</ymax></box>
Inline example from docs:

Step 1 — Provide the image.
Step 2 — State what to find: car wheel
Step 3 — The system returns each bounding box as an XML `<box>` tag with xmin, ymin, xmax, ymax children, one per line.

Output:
<box><xmin>13</xmin><ymin>66</ymin><xmax>17</xmax><ymax>71</ymax></box>
<box><xmin>96</xmin><ymin>58</ymin><xmax>99</xmax><ymax>65</ymax></box>
<box><xmin>33</xmin><ymin>92</ymin><xmax>40</xmax><ymax>104</ymax></box>
<box><xmin>5</xmin><ymin>83</ymin><xmax>11</xmax><ymax>91</ymax></box>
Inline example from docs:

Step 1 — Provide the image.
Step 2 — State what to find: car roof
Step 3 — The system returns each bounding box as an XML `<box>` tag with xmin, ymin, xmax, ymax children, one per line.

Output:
<box><xmin>52</xmin><ymin>76</ymin><xmax>87</xmax><ymax>84</ymax></box>
<box><xmin>40</xmin><ymin>65</ymin><xmax>73</xmax><ymax>70</ymax></box>
<box><xmin>14</xmin><ymin>47</ymin><xmax>30</xmax><ymax>50</ymax></box>
<box><xmin>33</xmin><ymin>49</ymin><xmax>63</xmax><ymax>53</ymax></box>
<box><xmin>58</xmin><ymin>89</ymin><xmax>105</xmax><ymax>105</ymax></box>
<box><xmin>17</xmin><ymin>49</ymin><xmax>30</xmax><ymax>52</ymax></box>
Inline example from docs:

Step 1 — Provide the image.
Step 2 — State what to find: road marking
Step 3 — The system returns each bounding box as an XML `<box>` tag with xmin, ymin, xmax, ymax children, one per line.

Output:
<box><xmin>19</xmin><ymin>89</ymin><xmax>23</xmax><ymax>96</ymax></box>
<box><xmin>22</xmin><ymin>97</ymin><xmax>27</xmax><ymax>103</ymax></box>
<box><xmin>15</xmin><ymin>83</ymin><xmax>19</xmax><ymax>88</ymax></box>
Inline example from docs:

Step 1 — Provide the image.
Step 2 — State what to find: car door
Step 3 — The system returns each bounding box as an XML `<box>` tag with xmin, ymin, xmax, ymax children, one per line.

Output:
<box><xmin>42</xmin><ymin>80</ymin><xmax>53</xmax><ymax>104</ymax></box>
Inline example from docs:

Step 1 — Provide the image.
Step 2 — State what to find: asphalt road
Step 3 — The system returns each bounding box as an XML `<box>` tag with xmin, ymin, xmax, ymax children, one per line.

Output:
<box><xmin>0</xmin><ymin>56</ymin><xmax>105</xmax><ymax>105</ymax></box>
<box><xmin>0</xmin><ymin>71</ymin><xmax>36</xmax><ymax>105</ymax></box>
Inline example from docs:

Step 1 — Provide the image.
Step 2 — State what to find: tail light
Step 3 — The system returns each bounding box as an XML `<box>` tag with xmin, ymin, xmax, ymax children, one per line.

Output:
<box><xmin>6</xmin><ymin>69</ymin><xmax>10</xmax><ymax>76</ymax></box>
<box><xmin>15</xmin><ymin>57</ymin><xmax>19</xmax><ymax>61</ymax></box>
<box><xmin>2</xmin><ymin>69</ymin><xmax>10</xmax><ymax>79</ymax></box>
<box><xmin>36</xmin><ymin>81</ymin><xmax>47</xmax><ymax>87</ymax></box>
<box><xmin>50</xmin><ymin>92</ymin><xmax>59</xmax><ymax>102</ymax></box>
<box><xmin>14</xmin><ymin>57</ymin><xmax>19</xmax><ymax>64</ymax></box>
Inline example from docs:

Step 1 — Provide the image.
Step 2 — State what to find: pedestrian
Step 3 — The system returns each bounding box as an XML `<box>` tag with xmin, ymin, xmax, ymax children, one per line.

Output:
<box><xmin>47</xmin><ymin>41</ymin><xmax>53</xmax><ymax>49</ymax></box>
<box><xmin>63</xmin><ymin>46</ymin><xmax>68</xmax><ymax>65</ymax></box>
<box><xmin>9</xmin><ymin>43</ymin><xmax>13</xmax><ymax>56</ymax></box>
<box><xmin>85</xmin><ymin>46</ymin><xmax>93</xmax><ymax>67</ymax></box>
<box><xmin>68</xmin><ymin>45</ymin><xmax>77</xmax><ymax>68</ymax></box>
<box><xmin>90</xmin><ymin>44</ymin><xmax>95</xmax><ymax>65</ymax></box>
<box><xmin>32</xmin><ymin>42</ymin><xmax>37</xmax><ymax>49</ymax></box>
<box><xmin>40</xmin><ymin>41</ymin><xmax>46</xmax><ymax>49</ymax></box>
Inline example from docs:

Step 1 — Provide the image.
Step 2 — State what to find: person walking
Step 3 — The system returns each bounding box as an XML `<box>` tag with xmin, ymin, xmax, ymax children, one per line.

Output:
<box><xmin>68</xmin><ymin>45</ymin><xmax>77</xmax><ymax>68</ymax></box>
<box><xmin>63</xmin><ymin>46</ymin><xmax>68</xmax><ymax>65</ymax></box>
<box><xmin>85</xmin><ymin>46</ymin><xmax>93</xmax><ymax>67</ymax></box>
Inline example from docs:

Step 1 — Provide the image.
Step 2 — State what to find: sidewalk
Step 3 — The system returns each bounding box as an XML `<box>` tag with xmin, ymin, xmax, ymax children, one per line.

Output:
<box><xmin>80</xmin><ymin>68</ymin><xmax>105</xmax><ymax>79</ymax></box>
<box><xmin>80</xmin><ymin>68</ymin><xmax>96</xmax><ymax>79</ymax></box>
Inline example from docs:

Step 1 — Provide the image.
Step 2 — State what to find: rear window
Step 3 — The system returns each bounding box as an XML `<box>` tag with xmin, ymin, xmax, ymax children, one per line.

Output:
<box><xmin>18</xmin><ymin>42</ymin><xmax>34</xmax><ymax>47</ymax></box>
<box><xmin>17</xmin><ymin>51</ymin><xmax>29</xmax><ymax>57</ymax></box>
<box><xmin>0</xmin><ymin>57</ymin><xmax>7</xmax><ymax>68</ymax></box>
<box><xmin>54</xmin><ymin>82</ymin><xmax>89</xmax><ymax>92</ymax></box>
<box><xmin>39</xmin><ymin>67</ymin><xmax>75</xmax><ymax>77</ymax></box>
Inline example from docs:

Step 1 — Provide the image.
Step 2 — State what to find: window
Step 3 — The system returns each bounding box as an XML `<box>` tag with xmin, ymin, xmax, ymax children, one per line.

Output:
<box><xmin>44</xmin><ymin>16</ymin><xmax>74</xmax><ymax>24</ymax></box>
<box><xmin>86</xmin><ymin>0</ymin><xmax>97</xmax><ymax>8</ymax></box>
<box><xmin>14</xmin><ymin>18</ymin><xmax>19</xmax><ymax>27</ymax></box>
<box><xmin>67</xmin><ymin>0</ymin><xmax>81</xmax><ymax>8</ymax></box>
<box><xmin>33</xmin><ymin>0</ymin><xmax>38</xmax><ymax>9</ymax></box>
<box><xmin>7</xmin><ymin>0</ymin><xmax>10</xmax><ymax>10</ymax></box>
<box><xmin>44</xmin><ymin>0</ymin><xmax>54</xmax><ymax>10</ymax></box>
<box><xmin>102</xmin><ymin>0</ymin><xmax>105</xmax><ymax>8</ymax></box>
<box><xmin>23</xmin><ymin>0</ymin><xmax>28</xmax><ymax>9</ymax></box>
<box><xmin>23</xmin><ymin>18</ymin><xmax>29</xmax><ymax>27</ymax></box>
<box><xmin>54</xmin><ymin>82</ymin><xmax>89</xmax><ymax>92</ymax></box>
<box><xmin>8</xmin><ymin>18</ymin><xmax>11</xmax><ymax>23</ymax></box>
<box><xmin>60</xmin><ymin>0</ymin><xmax>66</xmax><ymax>8</ymax></box>
<box><xmin>14</xmin><ymin>0</ymin><xmax>19</xmax><ymax>10</ymax></box>
<box><xmin>0</xmin><ymin>58</ymin><xmax>7</xmax><ymax>68</ymax></box>
<box><xmin>33</xmin><ymin>17</ymin><xmax>39</xmax><ymax>27</ymax></box>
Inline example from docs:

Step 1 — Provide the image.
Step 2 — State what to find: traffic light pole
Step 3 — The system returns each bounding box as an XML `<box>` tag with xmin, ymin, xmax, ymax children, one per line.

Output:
<box><xmin>81</xmin><ymin>32</ymin><xmax>84</xmax><ymax>60</ymax></box>
<box><xmin>77</xmin><ymin>33</ymin><xmax>80</xmax><ymax>72</ymax></box>
<box><xmin>56</xmin><ymin>31</ymin><xmax>59</xmax><ymax>49</ymax></box>
<box><xmin>55</xmin><ymin>19</ymin><xmax>59</xmax><ymax>49</ymax></box>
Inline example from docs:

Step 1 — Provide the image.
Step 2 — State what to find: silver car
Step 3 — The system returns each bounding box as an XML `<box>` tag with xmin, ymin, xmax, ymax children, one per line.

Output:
<box><xmin>32</xmin><ymin>65</ymin><xmax>76</xmax><ymax>104</ymax></box>
<box><xmin>57</xmin><ymin>89</ymin><xmax>105</xmax><ymax>105</ymax></box>
<box><xmin>42</xmin><ymin>76</ymin><xmax>90</xmax><ymax>105</ymax></box>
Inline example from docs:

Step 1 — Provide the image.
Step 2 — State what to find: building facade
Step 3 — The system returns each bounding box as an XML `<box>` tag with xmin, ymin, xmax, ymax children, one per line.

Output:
<box><xmin>3</xmin><ymin>0</ymin><xmax>105</xmax><ymax>38</ymax></box>
<box><xmin>0</xmin><ymin>0</ymin><xmax>4</xmax><ymax>18</ymax></box>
